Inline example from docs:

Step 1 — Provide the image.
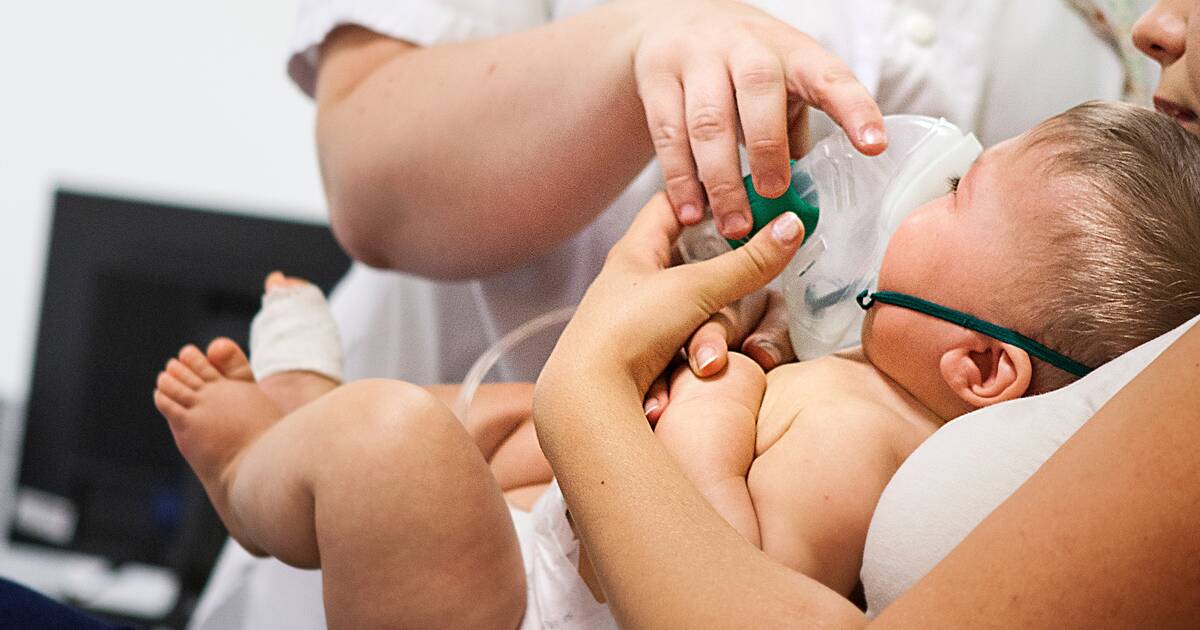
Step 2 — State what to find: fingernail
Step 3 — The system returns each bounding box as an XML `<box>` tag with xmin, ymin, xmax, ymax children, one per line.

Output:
<box><xmin>772</xmin><ymin>212</ymin><xmax>802</xmax><ymax>245</ymax></box>
<box><xmin>643</xmin><ymin>399</ymin><xmax>660</xmax><ymax>416</ymax></box>
<box><xmin>752</xmin><ymin>340</ymin><xmax>781</xmax><ymax>366</ymax></box>
<box><xmin>679</xmin><ymin>203</ymin><xmax>702</xmax><ymax>223</ymax></box>
<box><xmin>860</xmin><ymin>124</ymin><xmax>886</xmax><ymax>147</ymax></box>
<box><xmin>757</xmin><ymin>174</ymin><xmax>787</xmax><ymax>197</ymax></box>
<box><xmin>695</xmin><ymin>346</ymin><xmax>719</xmax><ymax>371</ymax></box>
<box><xmin>721</xmin><ymin>213</ymin><xmax>750</xmax><ymax>236</ymax></box>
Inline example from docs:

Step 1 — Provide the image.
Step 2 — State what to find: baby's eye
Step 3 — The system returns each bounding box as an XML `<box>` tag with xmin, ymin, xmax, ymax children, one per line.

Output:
<box><xmin>947</xmin><ymin>176</ymin><xmax>961</xmax><ymax>193</ymax></box>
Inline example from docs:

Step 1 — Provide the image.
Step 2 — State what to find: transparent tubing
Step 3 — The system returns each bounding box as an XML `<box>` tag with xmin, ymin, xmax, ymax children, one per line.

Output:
<box><xmin>453</xmin><ymin>306</ymin><xmax>577</xmax><ymax>422</ymax></box>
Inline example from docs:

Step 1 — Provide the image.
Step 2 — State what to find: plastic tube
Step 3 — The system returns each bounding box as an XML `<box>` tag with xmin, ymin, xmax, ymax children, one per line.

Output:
<box><xmin>454</xmin><ymin>306</ymin><xmax>577</xmax><ymax>422</ymax></box>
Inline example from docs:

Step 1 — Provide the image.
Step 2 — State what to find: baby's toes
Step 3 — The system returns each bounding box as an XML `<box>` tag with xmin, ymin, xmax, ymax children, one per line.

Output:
<box><xmin>263</xmin><ymin>271</ymin><xmax>311</xmax><ymax>293</ymax></box>
<box><xmin>206</xmin><ymin>337</ymin><xmax>254</xmax><ymax>382</ymax></box>
<box><xmin>179</xmin><ymin>345</ymin><xmax>222</xmax><ymax>382</ymax></box>
<box><xmin>154</xmin><ymin>387</ymin><xmax>188</xmax><ymax>428</ymax></box>
<box><xmin>166</xmin><ymin>358</ymin><xmax>204</xmax><ymax>389</ymax></box>
<box><xmin>157</xmin><ymin>371</ymin><xmax>197</xmax><ymax>408</ymax></box>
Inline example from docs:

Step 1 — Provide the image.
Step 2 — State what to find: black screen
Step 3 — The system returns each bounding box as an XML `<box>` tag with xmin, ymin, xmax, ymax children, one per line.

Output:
<box><xmin>14</xmin><ymin>189</ymin><xmax>351</xmax><ymax>609</ymax></box>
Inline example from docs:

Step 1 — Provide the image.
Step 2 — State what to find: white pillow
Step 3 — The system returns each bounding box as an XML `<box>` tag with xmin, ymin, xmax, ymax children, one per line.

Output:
<box><xmin>860</xmin><ymin>313</ymin><xmax>1200</xmax><ymax>615</ymax></box>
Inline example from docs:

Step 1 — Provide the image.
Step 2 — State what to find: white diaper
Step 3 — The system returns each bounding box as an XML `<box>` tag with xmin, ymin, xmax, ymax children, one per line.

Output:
<box><xmin>512</xmin><ymin>481</ymin><xmax>618</xmax><ymax>630</ymax></box>
<box><xmin>248</xmin><ymin>283</ymin><xmax>344</xmax><ymax>383</ymax></box>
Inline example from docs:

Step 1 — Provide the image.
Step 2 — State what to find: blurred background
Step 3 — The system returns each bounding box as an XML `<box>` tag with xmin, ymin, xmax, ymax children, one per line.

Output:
<box><xmin>0</xmin><ymin>1</ymin><xmax>351</xmax><ymax>626</ymax></box>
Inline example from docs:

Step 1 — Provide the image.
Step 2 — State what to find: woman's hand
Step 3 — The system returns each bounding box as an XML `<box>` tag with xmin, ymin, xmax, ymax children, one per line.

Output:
<box><xmin>644</xmin><ymin>290</ymin><xmax>794</xmax><ymax>422</ymax></box>
<box><xmin>541</xmin><ymin>192</ymin><xmax>805</xmax><ymax>401</ymax></box>
<box><xmin>688</xmin><ymin>288</ymin><xmax>795</xmax><ymax>375</ymax></box>
<box><xmin>630</xmin><ymin>0</ymin><xmax>886</xmax><ymax>238</ymax></box>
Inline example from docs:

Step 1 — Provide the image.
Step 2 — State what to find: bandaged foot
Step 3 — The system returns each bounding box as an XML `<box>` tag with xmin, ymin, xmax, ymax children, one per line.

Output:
<box><xmin>248</xmin><ymin>272</ymin><xmax>343</xmax><ymax>413</ymax></box>
<box><xmin>153</xmin><ymin>345</ymin><xmax>281</xmax><ymax>557</ymax></box>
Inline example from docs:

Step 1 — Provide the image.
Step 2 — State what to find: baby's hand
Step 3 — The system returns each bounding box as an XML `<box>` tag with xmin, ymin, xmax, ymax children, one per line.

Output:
<box><xmin>645</xmin><ymin>279</ymin><xmax>794</xmax><ymax>423</ymax></box>
<box><xmin>540</xmin><ymin>193</ymin><xmax>804</xmax><ymax>400</ymax></box>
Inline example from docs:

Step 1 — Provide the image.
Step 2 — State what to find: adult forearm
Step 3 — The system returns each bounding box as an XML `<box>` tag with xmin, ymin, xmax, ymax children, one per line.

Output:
<box><xmin>534</xmin><ymin>370</ymin><xmax>866</xmax><ymax>628</ymax></box>
<box><xmin>316</xmin><ymin>2</ymin><xmax>654</xmax><ymax>279</ymax></box>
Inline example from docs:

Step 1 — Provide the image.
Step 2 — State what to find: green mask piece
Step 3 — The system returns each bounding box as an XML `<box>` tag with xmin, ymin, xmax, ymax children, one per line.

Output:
<box><xmin>725</xmin><ymin>168</ymin><xmax>820</xmax><ymax>250</ymax></box>
<box><xmin>856</xmin><ymin>289</ymin><xmax>1094</xmax><ymax>378</ymax></box>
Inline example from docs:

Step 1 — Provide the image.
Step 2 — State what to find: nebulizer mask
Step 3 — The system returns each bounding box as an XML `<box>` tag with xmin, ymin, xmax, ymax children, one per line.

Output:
<box><xmin>677</xmin><ymin>115</ymin><xmax>987</xmax><ymax>361</ymax></box>
<box><xmin>454</xmin><ymin>115</ymin><xmax>1028</xmax><ymax>421</ymax></box>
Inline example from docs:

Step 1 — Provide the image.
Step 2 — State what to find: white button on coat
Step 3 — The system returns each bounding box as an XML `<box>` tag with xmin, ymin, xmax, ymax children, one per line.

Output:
<box><xmin>905</xmin><ymin>10</ymin><xmax>938</xmax><ymax>46</ymax></box>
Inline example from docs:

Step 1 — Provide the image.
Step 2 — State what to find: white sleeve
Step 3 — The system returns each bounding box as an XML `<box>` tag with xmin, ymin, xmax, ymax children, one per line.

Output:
<box><xmin>287</xmin><ymin>0</ymin><xmax>553</xmax><ymax>98</ymax></box>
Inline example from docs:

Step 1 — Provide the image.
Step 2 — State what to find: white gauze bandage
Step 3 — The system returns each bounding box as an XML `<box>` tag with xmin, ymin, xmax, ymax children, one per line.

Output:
<box><xmin>249</xmin><ymin>283</ymin><xmax>344</xmax><ymax>383</ymax></box>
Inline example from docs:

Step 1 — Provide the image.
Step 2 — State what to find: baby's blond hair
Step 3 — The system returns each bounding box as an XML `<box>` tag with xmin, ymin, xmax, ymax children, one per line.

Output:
<box><xmin>1015</xmin><ymin>101</ymin><xmax>1200</xmax><ymax>393</ymax></box>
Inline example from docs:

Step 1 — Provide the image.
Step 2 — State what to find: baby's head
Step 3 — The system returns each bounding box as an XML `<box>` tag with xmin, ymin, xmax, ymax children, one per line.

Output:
<box><xmin>862</xmin><ymin>101</ymin><xmax>1200</xmax><ymax>420</ymax></box>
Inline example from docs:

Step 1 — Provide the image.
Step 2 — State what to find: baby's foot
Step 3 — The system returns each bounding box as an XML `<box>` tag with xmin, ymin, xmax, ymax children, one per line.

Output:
<box><xmin>153</xmin><ymin>344</ymin><xmax>283</xmax><ymax>556</ymax></box>
<box><xmin>246</xmin><ymin>271</ymin><xmax>341</xmax><ymax>413</ymax></box>
<box><xmin>206</xmin><ymin>334</ymin><xmax>333</xmax><ymax>415</ymax></box>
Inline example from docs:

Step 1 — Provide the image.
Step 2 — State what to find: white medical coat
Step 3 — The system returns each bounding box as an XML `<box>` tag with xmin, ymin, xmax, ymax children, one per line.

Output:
<box><xmin>188</xmin><ymin>1</ymin><xmax>1143</xmax><ymax>628</ymax></box>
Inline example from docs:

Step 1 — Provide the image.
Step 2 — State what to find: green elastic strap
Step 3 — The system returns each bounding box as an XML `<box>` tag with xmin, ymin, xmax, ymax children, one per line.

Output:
<box><xmin>856</xmin><ymin>289</ymin><xmax>1094</xmax><ymax>378</ymax></box>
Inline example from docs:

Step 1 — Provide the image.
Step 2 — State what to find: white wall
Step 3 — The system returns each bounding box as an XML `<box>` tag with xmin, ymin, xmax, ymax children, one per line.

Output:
<box><xmin>0</xmin><ymin>1</ymin><xmax>328</xmax><ymax>403</ymax></box>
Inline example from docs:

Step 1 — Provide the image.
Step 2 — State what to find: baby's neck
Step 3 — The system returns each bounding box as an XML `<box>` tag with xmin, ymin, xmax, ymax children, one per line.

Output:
<box><xmin>838</xmin><ymin>347</ymin><xmax>947</xmax><ymax>432</ymax></box>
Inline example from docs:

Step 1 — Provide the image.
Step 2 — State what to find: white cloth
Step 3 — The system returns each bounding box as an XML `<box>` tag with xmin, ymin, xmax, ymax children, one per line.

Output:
<box><xmin>189</xmin><ymin>2</ymin><xmax>1140</xmax><ymax>629</ymax></box>
<box><xmin>518</xmin><ymin>482</ymin><xmax>618</xmax><ymax>630</ymax></box>
<box><xmin>249</xmin><ymin>284</ymin><xmax>344</xmax><ymax>382</ymax></box>
<box><xmin>861</xmin><ymin>313</ymin><xmax>1200</xmax><ymax>616</ymax></box>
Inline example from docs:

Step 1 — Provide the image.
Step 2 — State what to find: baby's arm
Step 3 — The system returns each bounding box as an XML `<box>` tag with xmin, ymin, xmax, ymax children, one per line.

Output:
<box><xmin>653</xmin><ymin>352</ymin><xmax>767</xmax><ymax>546</ymax></box>
<box><xmin>747</xmin><ymin>362</ymin><xmax>905</xmax><ymax>595</ymax></box>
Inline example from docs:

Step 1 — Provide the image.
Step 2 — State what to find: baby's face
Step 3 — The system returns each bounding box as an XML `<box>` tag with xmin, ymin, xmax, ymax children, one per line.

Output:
<box><xmin>861</xmin><ymin>132</ymin><xmax>1057</xmax><ymax>417</ymax></box>
<box><xmin>1135</xmin><ymin>0</ymin><xmax>1200</xmax><ymax>134</ymax></box>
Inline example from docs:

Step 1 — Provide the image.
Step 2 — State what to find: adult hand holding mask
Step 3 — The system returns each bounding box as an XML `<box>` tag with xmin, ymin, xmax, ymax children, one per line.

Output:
<box><xmin>538</xmin><ymin>193</ymin><xmax>804</xmax><ymax>403</ymax></box>
<box><xmin>631</xmin><ymin>0</ymin><xmax>887</xmax><ymax>237</ymax></box>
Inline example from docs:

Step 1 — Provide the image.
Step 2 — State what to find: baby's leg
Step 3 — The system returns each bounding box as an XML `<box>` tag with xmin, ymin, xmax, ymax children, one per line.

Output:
<box><xmin>220</xmin><ymin>269</ymin><xmax>552</xmax><ymax>512</ymax></box>
<box><xmin>426</xmin><ymin>382</ymin><xmax>553</xmax><ymax>506</ymax></box>
<box><xmin>653</xmin><ymin>352</ymin><xmax>766</xmax><ymax>546</ymax></box>
<box><xmin>155</xmin><ymin>355</ymin><xmax>525</xmax><ymax>629</ymax></box>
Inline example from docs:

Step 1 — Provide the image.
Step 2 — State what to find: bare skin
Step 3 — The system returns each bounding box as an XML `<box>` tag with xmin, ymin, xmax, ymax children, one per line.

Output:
<box><xmin>158</xmin><ymin>124</ymin><xmax>1075</xmax><ymax>622</ymax></box>
<box><xmin>202</xmin><ymin>272</ymin><xmax>339</xmax><ymax>415</ymax></box>
<box><xmin>204</xmin><ymin>273</ymin><xmax>552</xmax><ymax>506</ymax></box>
<box><xmin>654</xmin><ymin>353</ymin><xmax>768</xmax><ymax>548</ymax></box>
<box><xmin>534</xmin><ymin>192</ymin><xmax>1200</xmax><ymax>627</ymax></box>
<box><xmin>155</xmin><ymin>348</ymin><xmax>528</xmax><ymax>629</ymax></box>
<box><xmin>155</xmin><ymin>321</ymin><xmax>785</xmax><ymax>622</ymax></box>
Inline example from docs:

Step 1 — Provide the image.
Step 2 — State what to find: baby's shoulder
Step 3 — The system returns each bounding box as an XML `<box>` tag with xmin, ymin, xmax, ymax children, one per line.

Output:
<box><xmin>756</xmin><ymin>352</ymin><xmax>907</xmax><ymax>456</ymax></box>
<box><xmin>764</xmin><ymin>351</ymin><xmax>871</xmax><ymax>390</ymax></box>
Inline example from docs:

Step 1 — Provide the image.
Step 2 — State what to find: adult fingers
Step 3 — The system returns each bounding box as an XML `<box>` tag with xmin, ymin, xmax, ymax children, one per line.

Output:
<box><xmin>684</xmin><ymin>212</ymin><xmax>804</xmax><ymax>316</ymax></box>
<box><xmin>729</xmin><ymin>44</ymin><xmax>790</xmax><ymax>200</ymax></box>
<box><xmin>741</xmin><ymin>290</ymin><xmax>795</xmax><ymax>371</ymax></box>
<box><xmin>610</xmin><ymin>192</ymin><xmax>681</xmax><ymax>270</ymax></box>
<box><xmin>683</xmin><ymin>56</ymin><xmax>751</xmax><ymax>239</ymax></box>
<box><xmin>640</xmin><ymin>70</ymin><xmax>706</xmax><ymax>225</ymax></box>
<box><xmin>687</xmin><ymin>318</ymin><xmax>730</xmax><ymax>378</ymax></box>
<box><xmin>787</xmin><ymin>100</ymin><xmax>811</xmax><ymax>159</ymax></box>
<box><xmin>687</xmin><ymin>290</ymin><xmax>769</xmax><ymax>377</ymax></box>
<box><xmin>783</xmin><ymin>36</ymin><xmax>886</xmax><ymax>156</ymax></box>
<box><xmin>643</xmin><ymin>374</ymin><xmax>669</xmax><ymax>426</ymax></box>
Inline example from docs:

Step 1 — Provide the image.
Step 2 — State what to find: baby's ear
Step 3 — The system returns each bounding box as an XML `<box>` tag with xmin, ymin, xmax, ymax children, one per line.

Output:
<box><xmin>938</xmin><ymin>337</ymin><xmax>1032</xmax><ymax>409</ymax></box>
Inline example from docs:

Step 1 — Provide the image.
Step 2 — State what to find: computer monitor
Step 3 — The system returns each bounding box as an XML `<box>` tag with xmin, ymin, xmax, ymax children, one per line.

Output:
<box><xmin>11</xmin><ymin>189</ymin><xmax>351</xmax><ymax>614</ymax></box>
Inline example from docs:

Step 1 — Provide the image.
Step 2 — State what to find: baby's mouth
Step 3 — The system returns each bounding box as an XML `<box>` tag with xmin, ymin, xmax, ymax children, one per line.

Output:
<box><xmin>1154</xmin><ymin>96</ymin><xmax>1199</xmax><ymax>125</ymax></box>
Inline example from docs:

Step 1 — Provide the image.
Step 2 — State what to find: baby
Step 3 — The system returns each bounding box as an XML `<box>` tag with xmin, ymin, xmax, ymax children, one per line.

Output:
<box><xmin>154</xmin><ymin>101</ymin><xmax>1200</xmax><ymax>628</ymax></box>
